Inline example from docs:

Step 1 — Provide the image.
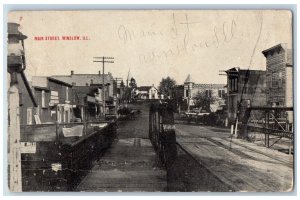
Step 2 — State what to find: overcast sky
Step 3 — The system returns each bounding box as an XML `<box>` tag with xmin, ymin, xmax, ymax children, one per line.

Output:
<box><xmin>8</xmin><ymin>10</ymin><xmax>292</xmax><ymax>86</ymax></box>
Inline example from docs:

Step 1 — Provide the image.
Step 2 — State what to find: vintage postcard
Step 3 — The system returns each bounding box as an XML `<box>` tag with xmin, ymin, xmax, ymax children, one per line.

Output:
<box><xmin>7</xmin><ymin>10</ymin><xmax>293</xmax><ymax>192</ymax></box>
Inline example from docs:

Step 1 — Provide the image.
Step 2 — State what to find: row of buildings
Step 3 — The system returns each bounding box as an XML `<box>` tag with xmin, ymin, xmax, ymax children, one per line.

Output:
<box><xmin>17</xmin><ymin>70</ymin><xmax>129</xmax><ymax>125</ymax></box>
<box><xmin>172</xmin><ymin>43</ymin><xmax>293</xmax><ymax>125</ymax></box>
<box><xmin>226</xmin><ymin>43</ymin><xmax>293</xmax><ymax>123</ymax></box>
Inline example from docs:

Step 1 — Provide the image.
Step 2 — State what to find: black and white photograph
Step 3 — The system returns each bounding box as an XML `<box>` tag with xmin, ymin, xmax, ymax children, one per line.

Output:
<box><xmin>6</xmin><ymin>9</ymin><xmax>294</xmax><ymax>193</ymax></box>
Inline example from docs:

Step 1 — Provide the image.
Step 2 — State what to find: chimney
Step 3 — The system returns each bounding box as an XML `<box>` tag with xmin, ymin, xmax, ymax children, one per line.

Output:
<box><xmin>91</xmin><ymin>79</ymin><xmax>93</xmax><ymax>84</ymax></box>
<box><xmin>71</xmin><ymin>70</ymin><xmax>74</xmax><ymax>75</ymax></box>
<box><xmin>98</xmin><ymin>70</ymin><xmax>101</xmax><ymax>76</ymax></box>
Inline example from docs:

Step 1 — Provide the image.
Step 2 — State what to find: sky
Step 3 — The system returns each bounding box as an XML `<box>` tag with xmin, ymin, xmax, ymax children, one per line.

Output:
<box><xmin>8</xmin><ymin>10</ymin><xmax>292</xmax><ymax>87</ymax></box>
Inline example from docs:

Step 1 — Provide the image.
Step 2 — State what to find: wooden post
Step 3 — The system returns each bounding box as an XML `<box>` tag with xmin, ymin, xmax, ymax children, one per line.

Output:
<box><xmin>234</xmin><ymin>118</ymin><xmax>238</xmax><ymax>138</ymax></box>
<box><xmin>8</xmin><ymin>84</ymin><xmax>22</xmax><ymax>192</ymax></box>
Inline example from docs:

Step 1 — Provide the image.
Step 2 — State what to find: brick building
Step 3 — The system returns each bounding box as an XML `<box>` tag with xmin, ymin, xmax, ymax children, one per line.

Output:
<box><xmin>175</xmin><ymin>74</ymin><xmax>227</xmax><ymax>112</ymax></box>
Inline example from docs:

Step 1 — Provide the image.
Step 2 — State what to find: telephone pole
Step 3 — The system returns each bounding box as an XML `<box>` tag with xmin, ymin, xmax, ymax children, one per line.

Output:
<box><xmin>93</xmin><ymin>57</ymin><xmax>114</xmax><ymax>118</ymax></box>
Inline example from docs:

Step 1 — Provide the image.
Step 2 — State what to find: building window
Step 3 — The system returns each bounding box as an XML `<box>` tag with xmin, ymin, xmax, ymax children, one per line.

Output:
<box><xmin>26</xmin><ymin>108</ymin><xmax>32</xmax><ymax>125</ymax></box>
<box><xmin>267</xmin><ymin>74</ymin><xmax>272</xmax><ymax>88</ymax></box>
<box><xmin>41</xmin><ymin>90</ymin><xmax>46</xmax><ymax>108</ymax></box>
<box><xmin>218</xmin><ymin>89</ymin><xmax>225</xmax><ymax>98</ymax></box>
<box><xmin>205</xmin><ymin>89</ymin><xmax>212</xmax><ymax>97</ymax></box>
<box><xmin>186</xmin><ymin>90</ymin><xmax>189</xmax><ymax>98</ymax></box>
<box><xmin>272</xmin><ymin>72</ymin><xmax>283</xmax><ymax>88</ymax></box>
<box><xmin>66</xmin><ymin>87</ymin><xmax>68</xmax><ymax>101</ymax></box>
<box><xmin>234</xmin><ymin>78</ymin><xmax>238</xmax><ymax>91</ymax></box>
<box><xmin>230</xmin><ymin>78</ymin><xmax>238</xmax><ymax>92</ymax></box>
<box><xmin>19</xmin><ymin>92</ymin><xmax>22</xmax><ymax>106</ymax></box>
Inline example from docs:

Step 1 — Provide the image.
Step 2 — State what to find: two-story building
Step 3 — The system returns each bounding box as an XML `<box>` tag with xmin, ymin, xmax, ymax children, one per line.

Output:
<box><xmin>182</xmin><ymin>74</ymin><xmax>227</xmax><ymax>112</ymax></box>
<box><xmin>32</xmin><ymin>76</ymin><xmax>74</xmax><ymax>124</ymax></box>
<box><xmin>262</xmin><ymin>43</ymin><xmax>293</xmax><ymax>122</ymax></box>
<box><xmin>52</xmin><ymin>71</ymin><xmax>118</xmax><ymax>117</ymax></box>
<box><xmin>136</xmin><ymin>85</ymin><xmax>159</xmax><ymax>100</ymax></box>
<box><xmin>262</xmin><ymin>43</ymin><xmax>293</xmax><ymax>107</ymax></box>
<box><xmin>225</xmin><ymin>68</ymin><xmax>267</xmax><ymax>122</ymax></box>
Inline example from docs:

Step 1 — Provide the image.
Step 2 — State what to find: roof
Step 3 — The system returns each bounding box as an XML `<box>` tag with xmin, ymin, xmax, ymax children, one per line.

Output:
<box><xmin>184</xmin><ymin>74</ymin><xmax>194</xmax><ymax>83</ymax></box>
<box><xmin>73</xmin><ymin>85</ymin><xmax>100</xmax><ymax>96</ymax></box>
<box><xmin>262</xmin><ymin>43</ymin><xmax>286</xmax><ymax>56</ymax></box>
<box><xmin>225</xmin><ymin>67</ymin><xmax>239</xmax><ymax>73</ymax></box>
<box><xmin>138</xmin><ymin>86</ymin><xmax>152</xmax><ymax>91</ymax></box>
<box><xmin>32</xmin><ymin>76</ymin><xmax>73</xmax><ymax>89</ymax></box>
<box><xmin>7</xmin><ymin>22</ymin><xmax>27</xmax><ymax>40</ymax></box>
<box><xmin>225</xmin><ymin>67</ymin><xmax>266</xmax><ymax>76</ymax></box>
<box><xmin>47</xmin><ymin>77</ymin><xmax>73</xmax><ymax>87</ymax></box>
<box><xmin>33</xmin><ymin>86</ymin><xmax>50</xmax><ymax>91</ymax></box>
<box><xmin>52</xmin><ymin>73</ymin><xmax>114</xmax><ymax>86</ymax></box>
<box><xmin>262</xmin><ymin>43</ymin><xmax>293</xmax><ymax>66</ymax></box>
<box><xmin>193</xmin><ymin>83</ymin><xmax>226</xmax><ymax>89</ymax></box>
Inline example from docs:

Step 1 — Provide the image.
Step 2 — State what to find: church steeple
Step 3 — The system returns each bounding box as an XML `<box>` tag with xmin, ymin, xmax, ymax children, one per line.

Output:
<box><xmin>126</xmin><ymin>68</ymin><xmax>133</xmax><ymax>87</ymax></box>
<box><xmin>184</xmin><ymin>74</ymin><xmax>194</xmax><ymax>84</ymax></box>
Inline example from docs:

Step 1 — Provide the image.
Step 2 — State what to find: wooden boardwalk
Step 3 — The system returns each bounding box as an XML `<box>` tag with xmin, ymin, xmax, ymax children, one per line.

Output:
<box><xmin>76</xmin><ymin>103</ymin><xmax>167</xmax><ymax>192</ymax></box>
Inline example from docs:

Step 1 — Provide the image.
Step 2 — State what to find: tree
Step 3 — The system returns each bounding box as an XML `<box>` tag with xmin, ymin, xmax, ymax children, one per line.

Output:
<box><xmin>158</xmin><ymin>76</ymin><xmax>176</xmax><ymax>98</ymax></box>
<box><xmin>129</xmin><ymin>78</ymin><xmax>137</xmax><ymax>88</ymax></box>
<box><xmin>193</xmin><ymin>91</ymin><xmax>216</xmax><ymax>112</ymax></box>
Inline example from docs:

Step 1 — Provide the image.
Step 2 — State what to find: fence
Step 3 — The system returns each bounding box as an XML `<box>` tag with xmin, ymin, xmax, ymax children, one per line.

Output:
<box><xmin>149</xmin><ymin>102</ymin><xmax>177</xmax><ymax>168</ymax></box>
<box><xmin>20</xmin><ymin>120</ymin><xmax>117</xmax><ymax>191</ymax></box>
<box><xmin>240</xmin><ymin>106</ymin><xmax>293</xmax><ymax>152</ymax></box>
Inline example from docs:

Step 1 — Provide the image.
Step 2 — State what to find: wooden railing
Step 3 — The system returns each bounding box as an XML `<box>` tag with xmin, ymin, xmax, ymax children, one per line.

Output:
<box><xmin>20</xmin><ymin>120</ymin><xmax>117</xmax><ymax>191</ymax></box>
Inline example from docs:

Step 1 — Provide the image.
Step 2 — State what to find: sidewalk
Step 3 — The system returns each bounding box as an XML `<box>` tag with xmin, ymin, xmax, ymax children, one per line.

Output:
<box><xmin>76</xmin><ymin>103</ymin><xmax>167</xmax><ymax>192</ymax></box>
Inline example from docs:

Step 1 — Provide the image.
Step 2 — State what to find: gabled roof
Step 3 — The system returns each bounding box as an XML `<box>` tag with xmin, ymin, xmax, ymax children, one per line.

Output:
<box><xmin>47</xmin><ymin>77</ymin><xmax>73</xmax><ymax>87</ymax></box>
<box><xmin>138</xmin><ymin>86</ymin><xmax>152</xmax><ymax>91</ymax></box>
<box><xmin>32</xmin><ymin>76</ymin><xmax>73</xmax><ymax>88</ymax></box>
<box><xmin>52</xmin><ymin>73</ymin><xmax>113</xmax><ymax>86</ymax></box>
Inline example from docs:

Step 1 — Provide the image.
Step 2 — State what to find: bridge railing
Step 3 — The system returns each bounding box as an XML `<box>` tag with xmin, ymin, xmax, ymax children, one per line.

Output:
<box><xmin>149</xmin><ymin>102</ymin><xmax>177</xmax><ymax>168</ymax></box>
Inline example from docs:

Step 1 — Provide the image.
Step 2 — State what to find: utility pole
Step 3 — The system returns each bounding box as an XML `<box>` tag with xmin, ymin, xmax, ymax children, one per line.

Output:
<box><xmin>93</xmin><ymin>57</ymin><xmax>114</xmax><ymax>118</ymax></box>
<box><xmin>114</xmin><ymin>78</ymin><xmax>123</xmax><ymax>116</ymax></box>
